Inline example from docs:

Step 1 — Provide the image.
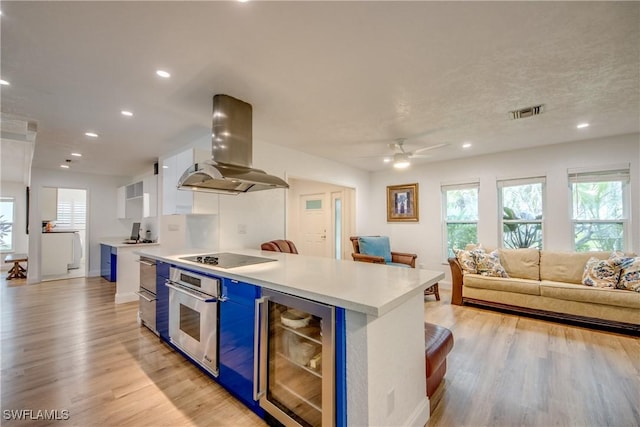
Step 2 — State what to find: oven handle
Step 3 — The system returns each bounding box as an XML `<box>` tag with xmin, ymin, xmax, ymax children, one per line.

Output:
<box><xmin>136</xmin><ymin>290</ymin><xmax>156</xmax><ymax>302</ymax></box>
<box><xmin>253</xmin><ymin>296</ymin><xmax>268</xmax><ymax>401</ymax></box>
<box><xmin>136</xmin><ymin>259</ymin><xmax>156</xmax><ymax>266</ymax></box>
<box><xmin>165</xmin><ymin>280</ymin><xmax>219</xmax><ymax>303</ymax></box>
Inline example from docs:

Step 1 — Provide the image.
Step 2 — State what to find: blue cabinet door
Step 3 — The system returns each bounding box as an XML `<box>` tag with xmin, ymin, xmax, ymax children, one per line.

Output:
<box><xmin>156</xmin><ymin>261</ymin><xmax>170</xmax><ymax>341</ymax></box>
<box><xmin>100</xmin><ymin>244</ymin><xmax>116</xmax><ymax>282</ymax></box>
<box><xmin>219</xmin><ymin>278</ymin><xmax>263</xmax><ymax>415</ymax></box>
<box><xmin>100</xmin><ymin>244</ymin><xmax>109</xmax><ymax>280</ymax></box>
<box><xmin>110</xmin><ymin>248</ymin><xmax>117</xmax><ymax>282</ymax></box>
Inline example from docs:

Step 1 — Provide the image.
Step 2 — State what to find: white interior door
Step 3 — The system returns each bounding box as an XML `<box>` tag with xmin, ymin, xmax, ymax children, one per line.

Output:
<box><xmin>299</xmin><ymin>193</ymin><xmax>330</xmax><ymax>257</ymax></box>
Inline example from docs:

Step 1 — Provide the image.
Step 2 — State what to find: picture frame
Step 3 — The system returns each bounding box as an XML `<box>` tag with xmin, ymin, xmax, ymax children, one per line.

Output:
<box><xmin>387</xmin><ymin>183</ymin><xmax>419</xmax><ymax>222</ymax></box>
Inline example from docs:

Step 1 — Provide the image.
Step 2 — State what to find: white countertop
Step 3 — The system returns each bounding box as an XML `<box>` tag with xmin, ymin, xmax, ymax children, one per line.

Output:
<box><xmin>99</xmin><ymin>238</ymin><xmax>160</xmax><ymax>248</ymax></box>
<box><xmin>133</xmin><ymin>247</ymin><xmax>444</xmax><ymax>317</ymax></box>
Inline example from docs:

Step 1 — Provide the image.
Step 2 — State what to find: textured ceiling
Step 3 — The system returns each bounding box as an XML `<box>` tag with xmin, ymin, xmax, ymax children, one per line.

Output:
<box><xmin>1</xmin><ymin>1</ymin><xmax>638</xmax><ymax>177</ymax></box>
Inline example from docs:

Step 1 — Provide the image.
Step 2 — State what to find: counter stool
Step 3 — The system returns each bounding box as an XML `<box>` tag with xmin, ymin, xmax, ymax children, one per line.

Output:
<box><xmin>425</xmin><ymin>322</ymin><xmax>454</xmax><ymax>399</ymax></box>
<box><xmin>424</xmin><ymin>283</ymin><xmax>440</xmax><ymax>301</ymax></box>
<box><xmin>5</xmin><ymin>253</ymin><xmax>28</xmax><ymax>280</ymax></box>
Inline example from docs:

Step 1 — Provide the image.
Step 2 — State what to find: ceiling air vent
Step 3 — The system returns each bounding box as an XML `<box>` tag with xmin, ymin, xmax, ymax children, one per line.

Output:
<box><xmin>509</xmin><ymin>104</ymin><xmax>544</xmax><ymax>120</ymax></box>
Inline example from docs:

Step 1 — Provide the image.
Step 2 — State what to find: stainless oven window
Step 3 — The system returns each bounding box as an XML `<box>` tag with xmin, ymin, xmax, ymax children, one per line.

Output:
<box><xmin>180</xmin><ymin>303</ymin><xmax>201</xmax><ymax>342</ymax></box>
<box><xmin>168</xmin><ymin>267</ymin><xmax>220</xmax><ymax>377</ymax></box>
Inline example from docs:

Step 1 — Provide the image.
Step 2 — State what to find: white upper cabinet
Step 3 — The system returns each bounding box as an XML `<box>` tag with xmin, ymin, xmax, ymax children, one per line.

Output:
<box><xmin>41</xmin><ymin>187</ymin><xmax>58</xmax><ymax>221</ymax></box>
<box><xmin>175</xmin><ymin>149</ymin><xmax>194</xmax><ymax>214</ymax></box>
<box><xmin>117</xmin><ymin>177</ymin><xmax>158</xmax><ymax>219</ymax></box>
<box><xmin>143</xmin><ymin>175</ymin><xmax>157</xmax><ymax>218</ymax></box>
<box><xmin>116</xmin><ymin>186</ymin><xmax>127</xmax><ymax>219</ymax></box>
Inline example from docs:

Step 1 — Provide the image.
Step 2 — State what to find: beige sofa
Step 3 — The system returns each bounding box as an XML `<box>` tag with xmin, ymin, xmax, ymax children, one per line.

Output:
<box><xmin>449</xmin><ymin>248</ymin><xmax>640</xmax><ymax>333</ymax></box>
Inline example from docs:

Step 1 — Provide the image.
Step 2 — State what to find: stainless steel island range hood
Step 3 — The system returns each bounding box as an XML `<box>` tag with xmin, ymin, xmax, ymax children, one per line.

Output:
<box><xmin>177</xmin><ymin>94</ymin><xmax>289</xmax><ymax>195</ymax></box>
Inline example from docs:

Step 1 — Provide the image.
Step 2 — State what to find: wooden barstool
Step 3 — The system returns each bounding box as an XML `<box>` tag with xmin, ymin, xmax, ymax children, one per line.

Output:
<box><xmin>5</xmin><ymin>253</ymin><xmax>28</xmax><ymax>280</ymax></box>
<box><xmin>424</xmin><ymin>283</ymin><xmax>440</xmax><ymax>301</ymax></box>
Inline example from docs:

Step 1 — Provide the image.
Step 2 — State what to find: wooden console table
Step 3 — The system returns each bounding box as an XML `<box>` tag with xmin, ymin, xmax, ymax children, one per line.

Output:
<box><xmin>5</xmin><ymin>253</ymin><xmax>27</xmax><ymax>280</ymax></box>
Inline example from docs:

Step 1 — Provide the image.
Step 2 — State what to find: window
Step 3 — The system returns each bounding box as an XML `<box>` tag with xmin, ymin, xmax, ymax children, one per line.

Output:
<box><xmin>569</xmin><ymin>168</ymin><xmax>629</xmax><ymax>252</ymax></box>
<box><xmin>56</xmin><ymin>189</ymin><xmax>87</xmax><ymax>230</ymax></box>
<box><xmin>442</xmin><ymin>183</ymin><xmax>479</xmax><ymax>258</ymax></box>
<box><xmin>498</xmin><ymin>177</ymin><xmax>545</xmax><ymax>249</ymax></box>
<box><xmin>0</xmin><ymin>197</ymin><xmax>15</xmax><ymax>252</ymax></box>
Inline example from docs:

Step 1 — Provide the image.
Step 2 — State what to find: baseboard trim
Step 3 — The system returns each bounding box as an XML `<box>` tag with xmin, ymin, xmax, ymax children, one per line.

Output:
<box><xmin>404</xmin><ymin>396</ymin><xmax>430</xmax><ymax>427</ymax></box>
<box><xmin>115</xmin><ymin>292</ymin><xmax>138</xmax><ymax>304</ymax></box>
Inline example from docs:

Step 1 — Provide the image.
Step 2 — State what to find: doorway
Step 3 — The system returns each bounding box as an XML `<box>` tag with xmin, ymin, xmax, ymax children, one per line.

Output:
<box><xmin>287</xmin><ymin>178</ymin><xmax>355</xmax><ymax>260</ymax></box>
<box><xmin>41</xmin><ymin>187</ymin><xmax>87</xmax><ymax>281</ymax></box>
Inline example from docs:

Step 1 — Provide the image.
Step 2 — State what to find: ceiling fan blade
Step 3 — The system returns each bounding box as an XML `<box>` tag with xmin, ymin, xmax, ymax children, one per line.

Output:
<box><xmin>412</xmin><ymin>143</ymin><xmax>449</xmax><ymax>154</ymax></box>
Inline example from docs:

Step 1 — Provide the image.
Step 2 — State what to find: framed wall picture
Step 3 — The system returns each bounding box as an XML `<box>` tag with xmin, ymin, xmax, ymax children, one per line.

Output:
<box><xmin>387</xmin><ymin>183</ymin><xmax>419</xmax><ymax>222</ymax></box>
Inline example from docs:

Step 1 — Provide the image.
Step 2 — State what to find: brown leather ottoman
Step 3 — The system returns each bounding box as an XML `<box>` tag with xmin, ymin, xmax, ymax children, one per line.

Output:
<box><xmin>425</xmin><ymin>322</ymin><xmax>454</xmax><ymax>397</ymax></box>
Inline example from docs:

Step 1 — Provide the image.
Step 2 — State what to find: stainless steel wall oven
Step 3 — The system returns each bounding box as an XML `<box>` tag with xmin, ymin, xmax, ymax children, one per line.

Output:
<box><xmin>166</xmin><ymin>267</ymin><xmax>221</xmax><ymax>376</ymax></box>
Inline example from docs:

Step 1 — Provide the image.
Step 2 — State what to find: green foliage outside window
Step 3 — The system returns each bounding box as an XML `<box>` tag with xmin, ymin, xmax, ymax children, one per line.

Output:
<box><xmin>501</xmin><ymin>182</ymin><xmax>543</xmax><ymax>249</ymax></box>
<box><xmin>0</xmin><ymin>215</ymin><xmax>12</xmax><ymax>250</ymax></box>
<box><xmin>445</xmin><ymin>187</ymin><xmax>478</xmax><ymax>257</ymax></box>
<box><xmin>572</xmin><ymin>181</ymin><xmax>625</xmax><ymax>252</ymax></box>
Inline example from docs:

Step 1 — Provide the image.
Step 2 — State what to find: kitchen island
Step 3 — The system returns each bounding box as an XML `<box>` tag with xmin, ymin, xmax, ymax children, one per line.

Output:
<box><xmin>136</xmin><ymin>247</ymin><xmax>443</xmax><ymax>427</ymax></box>
<box><xmin>99</xmin><ymin>238</ymin><xmax>159</xmax><ymax>303</ymax></box>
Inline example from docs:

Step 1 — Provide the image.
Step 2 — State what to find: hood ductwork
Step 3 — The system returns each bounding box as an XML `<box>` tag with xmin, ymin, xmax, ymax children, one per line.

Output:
<box><xmin>177</xmin><ymin>94</ymin><xmax>289</xmax><ymax>195</ymax></box>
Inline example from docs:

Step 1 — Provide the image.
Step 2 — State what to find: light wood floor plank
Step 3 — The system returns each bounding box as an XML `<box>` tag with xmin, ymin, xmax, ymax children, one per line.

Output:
<box><xmin>2</xmin><ymin>276</ymin><xmax>639</xmax><ymax>426</ymax></box>
<box><xmin>424</xmin><ymin>288</ymin><xmax>640</xmax><ymax>427</ymax></box>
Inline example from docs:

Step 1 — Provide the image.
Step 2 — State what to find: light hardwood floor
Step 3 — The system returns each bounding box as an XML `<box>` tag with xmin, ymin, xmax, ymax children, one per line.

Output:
<box><xmin>1</xmin><ymin>276</ymin><xmax>638</xmax><ymax>426</ymax></box>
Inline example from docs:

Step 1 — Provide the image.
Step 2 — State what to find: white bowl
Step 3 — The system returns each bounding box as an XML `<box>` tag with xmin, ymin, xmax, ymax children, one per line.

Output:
<box><xmin>281</xmin><ymin>309</ymin><xmax>311</xmax><ymax>329</ymax></box>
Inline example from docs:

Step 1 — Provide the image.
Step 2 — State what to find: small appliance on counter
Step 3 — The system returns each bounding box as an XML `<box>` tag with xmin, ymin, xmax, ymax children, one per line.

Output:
<box><xmin>123</xmin><ymin>222</ymin><xmax>141</xmax><ymax>244</ymax></box>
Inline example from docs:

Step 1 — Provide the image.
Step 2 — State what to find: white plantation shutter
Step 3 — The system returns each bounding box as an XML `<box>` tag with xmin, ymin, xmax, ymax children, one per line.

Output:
<box><xmin>56</xmin><ymin>200</ymin><xmax>86</xmax><ymax>229</ymax></box>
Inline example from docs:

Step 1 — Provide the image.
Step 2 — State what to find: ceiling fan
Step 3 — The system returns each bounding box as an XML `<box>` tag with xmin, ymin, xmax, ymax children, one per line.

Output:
<box><xmin>384</xmin><ymin>138</ymin><xmax>449</xmax><ymax>169</ymax></box>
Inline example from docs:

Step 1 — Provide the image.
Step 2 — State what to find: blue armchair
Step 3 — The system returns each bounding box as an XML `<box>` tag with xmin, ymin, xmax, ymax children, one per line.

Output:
<box><xmin>350</xmin><ymin>236</ymin><xmax>439</xmax><ymax>300</ymax></box>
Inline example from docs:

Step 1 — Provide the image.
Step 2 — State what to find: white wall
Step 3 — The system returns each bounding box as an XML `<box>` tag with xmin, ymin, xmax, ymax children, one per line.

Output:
<box><xmin>0</xmin><ymin>181</ymin><xmax>29</xmax><ymax>262</ymax></box>
<box><xmin>364</xmin><ymin>133</ymin><xmax>640</xmax><ymax>283</ymax></box>
<box><xmin>28</xmin><ymin>168</ymin><xmax>131</xmax><ymax>282</ymax></box>
<box><xmin>287</xmin><ymin>178</ymin><xmax>356</xmax><ymax>259</ymax></box>
<box><xmin>217</xmin><ymin>139</ymin><xmax>371</xmax><ymax>251</ymax></box>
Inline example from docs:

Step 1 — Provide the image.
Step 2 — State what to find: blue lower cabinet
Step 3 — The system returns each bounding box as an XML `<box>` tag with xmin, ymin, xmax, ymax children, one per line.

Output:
<box><xmin>218</xmin><ymin>279</ymin><xmax>263</xmax><ymax>415</ymax></box>
<box><xmin>100</xmin><ymin>244</ymin><xmax>116</xmax><ymax>282</ymax></box>
<box><xmin>156</xmin><ymin>261</ymin><xmax>170</xmax><ymax>341</ymax></box>
<box><xmin>335</xmin><ymin>307</ymin><xmax>347</xmax><ymax>427</ymax></box>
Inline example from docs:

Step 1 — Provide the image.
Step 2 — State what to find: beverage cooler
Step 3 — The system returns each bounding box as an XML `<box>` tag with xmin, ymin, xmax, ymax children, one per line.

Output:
<box><xmin>256</xmin><ymin>289</ymin><xmax>335</xmax><ymax>427</ymax></box>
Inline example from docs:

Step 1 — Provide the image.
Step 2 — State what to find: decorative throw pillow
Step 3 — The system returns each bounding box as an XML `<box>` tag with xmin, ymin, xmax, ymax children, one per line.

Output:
<box><xmin>617</xmin><ymin>257</ymin><xmax>640</xmax><ymax>292</ymax></box>
<box><xmin>358</xmin><ymin>236</ymin><xmax>392</xmax><ymax>263</ymax></box>
<box><xmin>475</xmin><ymin>250</ymin><xmax>509</xmax><ymax>278</ymax></box>
<box><xmin>581</xmin><ymin>257</ymin><xmax>620</xmax><ymax>288</ymax></box>
<box><xmin>454</xmin><ymin>247</ymin><xmax>484</xmax><ymax>275</ymax></box>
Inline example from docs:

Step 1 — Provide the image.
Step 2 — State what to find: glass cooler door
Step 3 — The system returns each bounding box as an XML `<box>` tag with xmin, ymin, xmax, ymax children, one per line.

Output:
<box><xmin>258</xmin><ymin>289</ymin><xmax>335</xmax><ymax>427</ymax></box>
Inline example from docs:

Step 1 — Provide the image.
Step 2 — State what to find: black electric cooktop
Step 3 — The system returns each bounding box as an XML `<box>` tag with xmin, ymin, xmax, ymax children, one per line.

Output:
<box><xmin>180</xmin><ymin>252</ymin><xmax>276</xmax><ymax>269</ymax></box>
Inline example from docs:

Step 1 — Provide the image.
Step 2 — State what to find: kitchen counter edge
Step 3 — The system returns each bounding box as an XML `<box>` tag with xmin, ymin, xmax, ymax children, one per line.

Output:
<box><xmin>134</xmin><ymin>248</ymin><xmax>444</xmax><ymax>317</ymax></box>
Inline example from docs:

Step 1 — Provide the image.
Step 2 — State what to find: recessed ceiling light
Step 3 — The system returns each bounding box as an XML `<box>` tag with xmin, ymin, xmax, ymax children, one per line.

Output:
<box><xmin>71</xmin><ymin>152</ymin><xmax>82</xmax><ymax>157</ymax></box>
<box><xmin>121</xmin><ymin>110</ymin><xmax>133</xmax><ymax>117</ymax></box>
<box><xmin>0</xmin><ymin>79</ymin><xmax>10</xmax><ymax>86</ymax></box>
<box><xmin>577</xmin><ymin>123</ymin><xmax>589</xmax><ymax>129</ymax></box>
<box><xmin>162</xmin><ymin>165</ymin><xmax>169</xmax><ymax>169</ymax></box>
<box><xmin>393</xmin><ymin>160</ymin><xmax>411</xmax><ymax>169</ymax></box>
<box><xmin>156</xmin><ymin>70</ymin><xmax>171</xmax><ymax>78</ymax></box>
<box><xmin>60</xmin><ymin>164</ymin><xmax>70</xmax><ymax>169</ymax></box>
<box><xmin>383</xmin><ymin>158</ymin><xmax>392</xmax><ymax>163</ymax></box>
<box><xmin>462</xmin><ymin>142</ymin><xmax>472</xmax><ymax>149</ymax></box>
<box><xmin>85</xmin><ymin>132</ymin><xmax>98</xmax><ymax>138</ymax></box>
